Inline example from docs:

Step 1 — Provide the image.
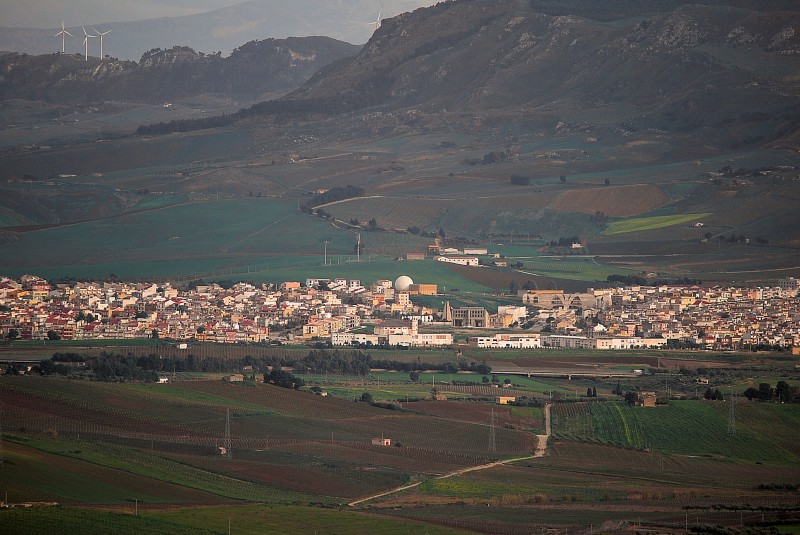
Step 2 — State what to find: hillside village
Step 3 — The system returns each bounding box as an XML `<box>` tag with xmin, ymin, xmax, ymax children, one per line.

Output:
<box><xmin>1</xmin><ymin>274</ymin><xmax>798</xmax><ymax>353</ymax></box>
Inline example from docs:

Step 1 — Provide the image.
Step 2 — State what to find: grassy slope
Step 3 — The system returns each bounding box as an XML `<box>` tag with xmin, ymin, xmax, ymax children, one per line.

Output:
<box><xmin>0</xmin><ymin>505</ymin><xmax>478</xmax><ymax>535</ymax></box>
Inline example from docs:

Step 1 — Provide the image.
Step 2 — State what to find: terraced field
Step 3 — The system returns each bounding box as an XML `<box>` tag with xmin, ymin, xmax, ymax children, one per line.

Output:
<box><xmin>549</xmin><ymin>184</ymin><xmax>668</xmax><ymax>217</ymax></box>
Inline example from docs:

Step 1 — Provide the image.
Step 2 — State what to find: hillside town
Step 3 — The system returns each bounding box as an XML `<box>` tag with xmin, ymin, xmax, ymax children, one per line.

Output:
<box><xmin>1</xmin><ymin>274</ymin><xmax>799</xmax><ymax>352</ymax></box>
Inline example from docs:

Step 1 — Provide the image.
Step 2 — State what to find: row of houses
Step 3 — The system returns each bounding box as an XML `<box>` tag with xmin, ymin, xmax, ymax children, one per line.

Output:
<box><xmin>466</xmin><ymin>333</ymin><xmax>667</xmax><ymax>349</ymax></box>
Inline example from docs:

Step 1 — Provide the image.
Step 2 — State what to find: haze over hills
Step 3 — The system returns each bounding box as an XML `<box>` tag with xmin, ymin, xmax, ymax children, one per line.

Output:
<box><xmin>1</xmin><ymin>0</ymin><xmax>799</xmax><ymax>284</ymax></box>
<box><xmin>0</xmin><ymin>37</ymin><xmax>361</xmax><ymax>103</ymax></box>
<box><xmin>0</xmin><ymin>0</ymin><xmax>437</xmax><ymax>61</ymax></box>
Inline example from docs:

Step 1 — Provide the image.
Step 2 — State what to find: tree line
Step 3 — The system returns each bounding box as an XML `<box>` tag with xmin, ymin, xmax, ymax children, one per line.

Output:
<box><xmin>607</xmin><ymin>274</ymin><xmax>702</xmax><ymax>286</ymax></box>
<box><xmin>25</xmin><ymin>349</ymin><xmax>490</xmax><ymax>382</ymax></box>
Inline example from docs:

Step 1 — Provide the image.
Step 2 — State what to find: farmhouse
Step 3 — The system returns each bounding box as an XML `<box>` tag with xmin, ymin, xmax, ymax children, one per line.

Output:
<box><xmin>638</xmin><ymin>391</ymin><xmax>658</xmax><ymax>407</ymax></box>
<box><xmin>371</xmin><ymin>437</ymin><xmax>391</xmax><ymax>446</ymax></box>
<box><xmin>497</xmin><ymin>396</ymin><xmax>516</xmax><ymax>405</ymax></box>
<box><xmin>436</xmin><ymin>255</ymin><xmax>479</xmax><ymax>267</ymax></box>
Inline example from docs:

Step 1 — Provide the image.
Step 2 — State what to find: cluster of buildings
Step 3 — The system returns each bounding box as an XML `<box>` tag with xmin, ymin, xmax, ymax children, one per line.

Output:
<box><xmin>0</xmin><ymin>274</ymin><xmax>442</xmax><ymax>345</ymax></box>
<box><xmin>515</xmin><ymin>280</ymin><xmax>800</xmax><ymax>350</ymax></box>
<box><xmin>1</xmin><ymin>274</ymin><xmax>799</xmax><ymax>352</ymax></box>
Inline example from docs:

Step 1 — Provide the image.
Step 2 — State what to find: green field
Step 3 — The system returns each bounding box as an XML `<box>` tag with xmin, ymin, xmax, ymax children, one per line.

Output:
<box><xmin>0</xmin><ymin>505</ymin><xmax>475</xmax><ymax>535</ymax></box>
<box><xmin>516</xmin><ymin>255</ymin><xmax>637</xmax><ymax>281</ymax></box>
<box><xmin>551</xmin><ymin>400</ymin><xmax>800</xmax><ymax>463</ymax></box>
<box><xmin>602</xmin><ymin>213</ymin><xmax>712</xmax><ymax>236</ymax></box>
<box><xmin>2</xmin><ymin>370</ymin><xmax>799</xmax><ymax>533</ymax></box>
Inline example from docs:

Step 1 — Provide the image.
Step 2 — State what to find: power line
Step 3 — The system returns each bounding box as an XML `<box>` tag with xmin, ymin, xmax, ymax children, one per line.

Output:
<box><xmin>224</xmin><ymin>408</ymin><xmax>232</xmax><ymax>459</ymax></box>
<box><xmin>727</xmin><ymin>391</ymin><xmax>736</xmax><ymax>435</ymax></box>
<box><xmin>488</xmin><ymin>407</ymin><xmax>496</xmax><ymax>453</ymax></box>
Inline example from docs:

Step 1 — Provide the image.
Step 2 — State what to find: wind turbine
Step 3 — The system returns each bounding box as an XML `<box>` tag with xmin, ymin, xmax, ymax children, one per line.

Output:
<box><xmin>82</xmin><ymin>26</ymin><xmax>96</xmax><ymax>61</ymax></box>
<box><xmin>55</xmin><ymin>19</ymin><xmax>72</xmax><ymax>53</ymax></box>
<box><xmin>91</xmin><ymin>27</ymin><xmax>111</xmax><ymax>59</ymax></box>
<box><xmin>372</xmin><ymin>11</ymin><xmax>381</xmax><ymax>33</ymax></box>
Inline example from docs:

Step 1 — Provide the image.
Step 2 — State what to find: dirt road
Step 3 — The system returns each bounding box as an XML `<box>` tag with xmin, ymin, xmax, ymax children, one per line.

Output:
<box><xmin>348</xmin><ymin>402</ymin><xmax>552</xmax><ymax>507</ymax></box>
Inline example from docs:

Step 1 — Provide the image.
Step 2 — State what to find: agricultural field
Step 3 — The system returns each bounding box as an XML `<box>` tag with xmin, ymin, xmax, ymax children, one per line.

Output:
<box><xmin>602</xmin><ymin>213</ymin><xmax>712</xmax><ymax>236</ymax></box>
<box><xmin>2</xmin><ymin>348</ymin><xmax>800</xmax><ymax>533</ymax></box>
<box><xmin>550</xmin><ymin>399</ymin><xmax>800</xmax><ymax>463</ymax></box>
<box><xmin>548</xmin><ymin>184</ymin><xmax>669</xmax><ymax>217</ymax></box>
<box><xmin>0</xmin><ymin>504</ymin><xmax>475</xmax><ymax>535</ymax></box>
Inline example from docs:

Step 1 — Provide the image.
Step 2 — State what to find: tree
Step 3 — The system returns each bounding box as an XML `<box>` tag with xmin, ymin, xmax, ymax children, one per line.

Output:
<box><xmin>409</xmin><ymin>371</ymin><xmax>420</xmax><ymax>382</ymax></box>
<box><xmin>360</xmin><ymin>392</ymin><xmax>374</xmax><ymax>403</ymax></box>
<box><xmin>775</xmin><ymin>380</ymin><xmax>792</xmax><ymax>403</ymax></box>
<box><xmin>7</xmin><ymin>328</ymin><xmax>20</xmax><ymax>340</ymax></box>
<box><xmin>509</xmin><ymin>279</ymin><xmax>520</xmax><ymax>295</ymax></box>
<box><xmin>592</xmin><ymin>387</ymin><xmax>597</xmax><ymax>398</ymax></box>
<box><xmin>368</xmin><ymin>218</ymin><xmax>378</xmax><ymax>230</ymax></box>
<box><xmin>265</xmin><ymin>369</ymin><xmax>304</xmax><ymax>389</ymax></box>
<box><xmin>46</xmin><ymin>330</ymin><xmax>61</xmax><ymax>341</ymax></box>
<box><xmin>522</xmin><ymin>280</ymin><xmax>538</xmax><ymax>291</ymax></box>
<box><xmin>559</xmin><ymin>175</ymin><xmax>566</xmax><ymax>183</ymax></box>
<box><xmin>587</xmin><ymin>387</ymin><xmax>593</xmax><ymax>397</ymax></box>
<box><xmin>758</xmin><ymin>382</ymin><xmax>774</xmax><ymax>402</ymax></box>
<box><xmin>604</xmin><ymin>178</ymin><xmax>610</xmax><ymax>186</ymax></box>
<box><xmin>438</xmin><ymin>227</ymin><xmax>446</xmax><ymax>239</ymax></box>
<box><xmin>623</xmin><ymin>391</ymin><xmax>639</xmax><ymax>405</ymax></box>
<box><xmin>151</xmin><ymin>328</ymin><xmax>159</xmax><ymax>339</ymax></box>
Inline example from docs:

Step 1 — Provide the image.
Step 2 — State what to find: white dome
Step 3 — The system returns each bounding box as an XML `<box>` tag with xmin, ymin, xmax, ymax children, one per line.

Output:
<box><xmin>394</xmin><ymin>275</ymin><xmax>414</xmax><ymax>291</ymax></box>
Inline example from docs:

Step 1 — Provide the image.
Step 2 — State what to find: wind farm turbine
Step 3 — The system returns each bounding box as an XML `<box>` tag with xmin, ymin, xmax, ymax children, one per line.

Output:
<box><xmin>55</xmin><ymin>20</ymin><xmax>72</xmax><ymax>53</ymax></box>
<box><xmin>82</xmin><ymin>27</ymin><xmax>96</xmax><ymax>61</ymax></box>
<box><xmin>91</xmin><ymin>27</ymin><xmax>112</xmax><ymax>59</ymax></box>
<box><xmin>372</xmin><ymin>11</ymin><xmax>382</xmax><ymax>33</ymax></box>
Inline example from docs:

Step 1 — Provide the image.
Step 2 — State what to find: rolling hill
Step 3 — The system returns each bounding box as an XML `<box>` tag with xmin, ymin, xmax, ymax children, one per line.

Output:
<box><xmin>0</xmin><ymin>37</ymin><xmax>360</xmax><ymax>103</ymax></box>
<box><xmin>1</xmin><ymin>0</ymin><xmax>799</xmax><ymax>283</ymax></box>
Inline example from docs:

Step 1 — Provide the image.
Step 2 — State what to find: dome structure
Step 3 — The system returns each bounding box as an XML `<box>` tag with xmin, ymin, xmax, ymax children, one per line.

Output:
<box><xmin>394</xmin><ymin>275</ymin><xmax>414</xmax><ymax>291</ymax></box>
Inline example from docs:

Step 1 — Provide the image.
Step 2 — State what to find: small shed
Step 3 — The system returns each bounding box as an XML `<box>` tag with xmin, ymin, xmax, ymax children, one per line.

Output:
<box><xmin>371</xmin><ymin>437</ymin><xmax>391</xmax><ymax>446</ymax></box>
<box><xmin>226</xmin><ymin>374</ymin><xmax>245</xmax><ymax>382</ymax></box>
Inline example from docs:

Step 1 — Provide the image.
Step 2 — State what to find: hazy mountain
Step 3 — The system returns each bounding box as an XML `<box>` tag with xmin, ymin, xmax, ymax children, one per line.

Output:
<box><xmin>0</xmin><ymin>37</ymin><xmax>360</xmax><ymax>104</ymax></box>
<box><xmin>0</xmin><ymin>0</ymin><xmax>436</xmax><ymax>61</ymax></box>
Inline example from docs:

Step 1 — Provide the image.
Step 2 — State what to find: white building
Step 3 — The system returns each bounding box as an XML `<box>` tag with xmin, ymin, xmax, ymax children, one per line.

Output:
<box><xmin>436</xmin><ymin>256</ymin><xmax>479</xmax><ymax>267</ymax></box>
<box><xmin>388</xmin><ymin>332</ymin><xmax>453</xmax><ymax>347</ymax></box>
<box><xmin>468</xmin><ymin>333</ymin><xmax>541</xmax><ymax>348</ymax></box>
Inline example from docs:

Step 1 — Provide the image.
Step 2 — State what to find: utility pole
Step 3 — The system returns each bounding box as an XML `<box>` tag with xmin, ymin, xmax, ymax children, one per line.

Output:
<box><xmin>488</xmin><ymin>407</ymin><xmax>496</xmax><ymax>453</ymax></box>
<box><xmin>224</xmin><ymin>409</ymin><xmax>232</xmax><ymax>459</ymax></box>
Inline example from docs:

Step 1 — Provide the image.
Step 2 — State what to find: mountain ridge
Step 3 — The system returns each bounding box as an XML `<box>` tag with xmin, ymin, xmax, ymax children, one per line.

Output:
<box><xmin>0</xmin><ymin>0</ymin><xmax>436</xmax><ymax>61</ymax></box>
<box><xmin>0</xmin><ymin>37</ymin><xmax>360</xmax><ymax>103</ymax></box>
